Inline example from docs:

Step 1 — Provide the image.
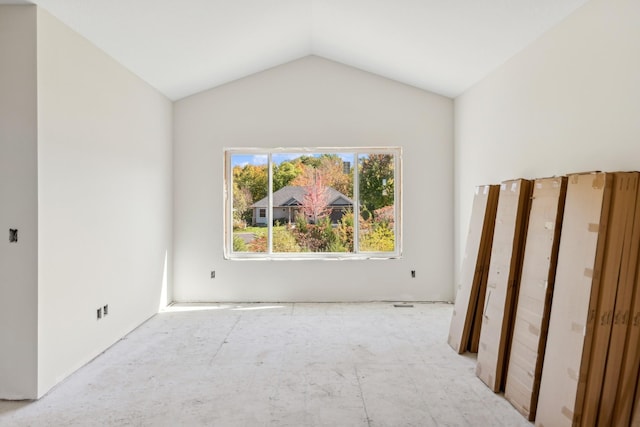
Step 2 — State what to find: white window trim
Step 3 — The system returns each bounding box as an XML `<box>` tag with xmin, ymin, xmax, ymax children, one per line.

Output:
<box><xmin>224</xmin><ymin>147</ymin><xmax>402</xmax><ymax>260</ymax></box>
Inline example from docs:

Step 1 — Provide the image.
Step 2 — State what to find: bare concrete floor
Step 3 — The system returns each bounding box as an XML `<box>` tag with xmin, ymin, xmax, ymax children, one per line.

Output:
<box><xmin>0</xmin><ymin>302</ymin><xmax>532</xmax><ymax>426</ymax></box>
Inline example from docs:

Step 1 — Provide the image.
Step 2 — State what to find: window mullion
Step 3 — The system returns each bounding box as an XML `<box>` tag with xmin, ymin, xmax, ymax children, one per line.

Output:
<box><xmin>267</xmin><ymin>153</ymin><xmax>273</xmax><ymax>254</ymax></box>
<box><xmin>353</xmin><ymin>152</ymin><xmax>360</xmax><ymax>253</ymax></box>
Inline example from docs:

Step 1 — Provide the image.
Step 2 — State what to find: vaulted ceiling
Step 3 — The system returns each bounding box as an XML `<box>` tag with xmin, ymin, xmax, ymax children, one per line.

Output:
<box><xmin>2</xmin><ymin>0</ymin><xmax>589</xmax><ymax>100</ymax></box>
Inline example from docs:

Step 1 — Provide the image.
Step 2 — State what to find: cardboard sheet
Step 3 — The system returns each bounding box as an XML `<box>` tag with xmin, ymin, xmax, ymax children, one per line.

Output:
<box><xmin>476</xmin><ymin>178</ymin><xmax>532</xmax><ymax>392</ymax></box>
<box><xmin>577</xmin><ymin>173</ymin><xmax>637</xmax><ymax>426</ymax></box>
<box><xmin>469</xmin><ymin>187</ymin><xmax>500</xmax><ymax>353</ymax></box>
<box><xmin>608</xmin><ymin>174</ymin><xmax>640</xmax><ymax>425</ymax></box>
<box><xmin>504</xmin><ymin>176</ymin><xmax>567</xmax><ymax>420</ymax></box>
<box><xmin>535</xmin><ymin>172</ymin><xmax>613</xmax><ymax>427</ymax></box>
<box><xmin>448</xmin><ymin>184</ymin><xmax>499</xmax><ymax>353</ymax></box>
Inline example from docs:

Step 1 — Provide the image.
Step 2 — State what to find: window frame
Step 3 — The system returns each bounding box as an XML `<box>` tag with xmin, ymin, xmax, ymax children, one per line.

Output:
<box><xmin>224</xmin><ymin>147</ymin><xmax>402</xmax><ymax>260</ymax></box>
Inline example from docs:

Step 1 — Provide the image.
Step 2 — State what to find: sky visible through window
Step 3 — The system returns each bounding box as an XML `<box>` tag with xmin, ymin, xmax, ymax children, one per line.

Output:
<box><xmin>231</xmin><ymin>153</ymin><xmax>355</xmax><ymax>168</ymax></box>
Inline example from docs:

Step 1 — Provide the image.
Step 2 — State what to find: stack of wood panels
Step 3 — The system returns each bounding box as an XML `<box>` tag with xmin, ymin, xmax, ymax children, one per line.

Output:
<box><xmin>583</xmin><ymin>172</ymin><xmax>640</xmax><ymax>426</ymax></box>
<box><xmin>448</xmin><ymin>184</ymin><xmax>499</xmax><ymax>354</ymax></box>
<box><xmin>451</xmin><ymin>172</ymin><xmax>640</xmax><ymax>426</ymax></box>
<box><xmin>536</xmin><ymin>172</ymin><xmax>640</xmax><ymax>427</ymax></box>
<box><xmin>475</xmin><ymin>178</ymin><xmax>532</xmax><ymax>392</ymax></box>
<box><xmin>504</xmin><ymin>176</ymin><xmax>567</xmax><ymax>420</ymax></box>
<box><xmin>619</xmin><ymin>224</ymin><xmax>640</xmax><ymax>425</ymax></box>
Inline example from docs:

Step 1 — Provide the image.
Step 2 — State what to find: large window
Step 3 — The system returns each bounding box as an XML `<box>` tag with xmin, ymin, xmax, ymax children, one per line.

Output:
<box><xmin>225</xmin><ymin>148</ymin><xmax>401</xmax><ymax>259</ymax></box>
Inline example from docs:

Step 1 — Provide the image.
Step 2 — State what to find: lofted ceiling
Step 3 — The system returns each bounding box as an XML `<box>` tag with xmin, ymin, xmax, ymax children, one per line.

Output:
<box><xmin>1</xmin><ymin>0</ymin><xmax>589</xmax><ymax>100</ymax></box>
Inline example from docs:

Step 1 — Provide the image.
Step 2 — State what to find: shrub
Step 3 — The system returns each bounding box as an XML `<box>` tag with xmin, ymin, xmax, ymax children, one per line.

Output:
<box><xmin>233</xmin><ymin>235</ymin><xmax>248</xmax><ymax>252</ymax></box>
<box><xmin>288</xmin><ymin>217</ymin><xmax>332</xmax><ymax>252</ymax></box>
<box><xmin>294</xmin><ymin>212</ymin><xmax>308</xmax><ymax>233</ymax></box>
<box><xmin>273</xmin><ymin>227</ymin><xmax>301</xmax><ymax>252</ymax></box>
<box><xmin>326</xmin><ymin>240</ymin><xmax>348</xmax><ymax>252</ymax></box>
<box><xmin>359</xmin><ymin>220</ymin><xmax>395</xmax><ymax>252</ymax></box>
<box><xmin>335</xmin><ymin>210</ymin><xmax>354</xmax><ymax>252</ymax></box>
<box><xmin>247</xmin><ymin>235</ymin><xmax>267</xmax><ymax>252</ymax></box>
<box><xmin>233</xmin><ymin>219</ymin><xmax>247</xmax><ymax>231</ymax></box>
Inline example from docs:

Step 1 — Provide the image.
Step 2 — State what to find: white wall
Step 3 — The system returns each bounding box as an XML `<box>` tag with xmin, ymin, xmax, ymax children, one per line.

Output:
<box><xmin>454</xmin><ymin>0</ymin><xmax>640</xmax><ymax>286</ymax></box>
<box><xmin>174</xmin><ymin>56</ymin><xmax>453</xmax><ymax>302</ymax></box>
<box><xmin>36</xmin><ymin>9</ymin><xmax>173</xmax><ymax>397</ymax></box>
<box><xmin>0</xmin><ymin>5</ymin><xmax>38</xmax><ymax>400</ymax></box>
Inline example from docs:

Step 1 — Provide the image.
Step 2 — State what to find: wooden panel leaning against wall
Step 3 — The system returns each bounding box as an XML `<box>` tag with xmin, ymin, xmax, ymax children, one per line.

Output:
<box><xmin>504</xmin><ymin>176</ymin><xmax>567</xmax><ymax>421</ymax></box>
<box><xmin>535</xmin><ymin>172</ymin><xmax>613</xmax><ymax>427</ymax></box>
<box><xmin>475</xmin><ymin>178</ymin><xmax>532</xmax><ymax>393</ymax></box>
<box><xmin>448</xmin><ymin>184</ymin><xmax>499</xmax><ymax>354</ymax></box>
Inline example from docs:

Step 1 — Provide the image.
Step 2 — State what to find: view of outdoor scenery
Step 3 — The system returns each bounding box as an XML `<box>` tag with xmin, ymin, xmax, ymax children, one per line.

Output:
<box><xmin>229</xmin><ymin>150</ymin><xmax>397</xmax><ymax>256</ymax></box>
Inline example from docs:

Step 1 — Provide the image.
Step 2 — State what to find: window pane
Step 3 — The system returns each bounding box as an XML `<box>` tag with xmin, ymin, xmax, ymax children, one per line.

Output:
<box><xmin>271</xmin><ymin>153</ymin><xmax>355</xmax><ymax>253</ymax></box>
<box><xmin>230</xmin><ymin>153</ymin><xmax>268</xmax><ymax>253</ymax></box>
<box><xmin>358</xmin><ymin>153</ymin><xmax>396</xmax><ymax>252</ymax></box>
<box><xmin>226</xmin><ymin>147</ymin><xmax>400</xmax><ymax>259</ymax></box>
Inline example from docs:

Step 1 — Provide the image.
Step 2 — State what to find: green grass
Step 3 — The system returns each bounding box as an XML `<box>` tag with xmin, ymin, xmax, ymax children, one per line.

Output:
<box><xmin>234</xmin><ymin>225</ymin><xmax>287</xmax><ymax>235</ymax></box>
<box><xmin>235</xmin><ymin>226</ymin><xmax>265</xmax><ymax>234</ymax></box>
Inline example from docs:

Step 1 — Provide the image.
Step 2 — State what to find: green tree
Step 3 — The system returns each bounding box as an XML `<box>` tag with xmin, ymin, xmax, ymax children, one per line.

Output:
<box><xmin>358</xmin><ymin>154</ymin><xmax>394</xmax><ymax>212</ymax></box>
<box><xmin>273</xmin><ymin>161</ymin><xmax>302</xmax><ymax>191</ymax></box>
<box><xmin>296</xmin><ymin>155</ymin><xmax>322</xmax><ymax>168</ymax></box>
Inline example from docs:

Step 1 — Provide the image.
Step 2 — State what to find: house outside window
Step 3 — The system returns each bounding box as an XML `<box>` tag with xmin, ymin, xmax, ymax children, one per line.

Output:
<box><xmin>226</xmin><ymin>148</ymin><xmax>401</xmax><ymax>259</ymax></box>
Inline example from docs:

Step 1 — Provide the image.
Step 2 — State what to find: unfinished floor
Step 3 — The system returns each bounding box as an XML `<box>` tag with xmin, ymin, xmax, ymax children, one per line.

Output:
<box><xmin>0</xmin><ymin>303</ymin><xmax>532</xmax><ymax>426</ymax></box>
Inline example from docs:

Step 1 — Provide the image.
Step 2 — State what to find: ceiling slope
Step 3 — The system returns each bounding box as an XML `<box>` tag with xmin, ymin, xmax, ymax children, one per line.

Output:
<box><xmin>1</xmin><ymin>0</ymin><xmax>589</xmax><ymax>100</ymax></box>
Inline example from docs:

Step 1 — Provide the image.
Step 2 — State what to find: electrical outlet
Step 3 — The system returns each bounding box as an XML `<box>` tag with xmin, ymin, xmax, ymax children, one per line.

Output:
<box><xmin>103</xmin><ymin>305</ymin><xmax>109</xmax><ymax>316</ymax></box>
<box><xmin>411</xmin><ymin>270</ymin><xmax>416</xmax><ymax>278</ymax></box>
<box><xmin>9</xmin><ymin>229</ymin><xmax>18</xmax><ymax>243</ymax></box>
<box><xmin>211</xmin><ymin>270</ymin><xmax>215</xmax><ymax>279</ymax></box>
<box><xmin>97</xmin><ymin>307</ymin><xmax>102</xmax><ymax>320</ymax></box>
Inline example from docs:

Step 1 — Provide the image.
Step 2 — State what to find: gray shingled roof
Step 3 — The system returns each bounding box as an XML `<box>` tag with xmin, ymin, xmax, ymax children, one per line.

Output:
<box><xmin>251</xmin><ymin>186</ymin><xmax>353</xmax><ymax>208</ymax></box>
